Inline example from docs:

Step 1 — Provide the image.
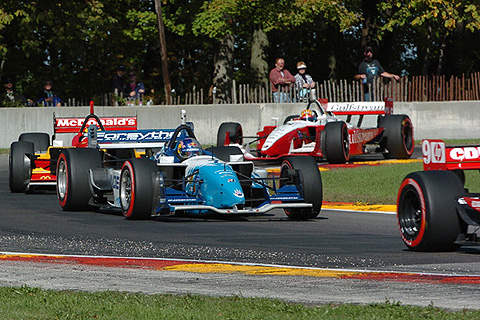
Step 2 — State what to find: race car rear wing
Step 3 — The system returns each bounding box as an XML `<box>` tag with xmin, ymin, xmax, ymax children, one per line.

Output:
<box><xmin>54</xmin><ymin>115</ymin><xmax>137</xmax><ymax>133</ymax></box>
<box><xmin>53</xmin><ymin>101</ymin><xmax>137</xmax><ymax>134</ymax></box>
<box><xmin>422</xmin><ymin>139</ymin><xmax>480</xmax><ymax>171</ymax></box>
<box><xmin>319</xmin><ymin>97</ymin><xmax>393</xmax><ymax>116</ymax></box>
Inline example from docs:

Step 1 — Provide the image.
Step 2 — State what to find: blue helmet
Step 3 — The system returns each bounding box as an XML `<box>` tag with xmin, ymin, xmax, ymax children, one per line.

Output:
<box><xmin>177</xmin><ymin>137</ymin><xmax>202</xmax><ymax>160</ymax></box>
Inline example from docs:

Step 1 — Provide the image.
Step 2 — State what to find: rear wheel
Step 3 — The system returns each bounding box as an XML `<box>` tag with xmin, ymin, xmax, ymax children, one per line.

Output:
<box><xmin>379</xmin><ymin>115</ymin><xmax>414</xmax><ymax>159</ymax></box>
<box><xmin>217</xmin><ymin>122</ymin><xmax>243</xmax><ymax>146</ymax></box>
<box><xmin>397</xmin><ymin>171</ymin><xmax>467</xmax><ymax>251</ymax></box>
<box><xmin>9</xmin><ymin>141</ymin><xmax>34</xmax><ymax>193</ymax></box>
<box><xmin>57</xmin><ymin>148</ymin><xmax>102</xmax><ymax>211</ymax></box>
<box><xmin>280</xmin><ymin>156</ymin><xmax>322</xmax><ymax>220</ymax></box>
<box><xmin>120</xmin><ymin>158</ymin><xmax>158</xmax><ymax>220</ymax></box>
<box><xmin>323</xmin><ymin>121</ymin><xmax>349</xmax><ymax>164</ymax></box>
<box><xmin>19</xmin><ymin>132</ymin><xmax>50</xmax><ymax>152</ymax></box>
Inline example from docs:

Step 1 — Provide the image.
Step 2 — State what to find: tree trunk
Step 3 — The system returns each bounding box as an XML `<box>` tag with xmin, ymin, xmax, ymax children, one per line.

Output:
<box><xmin>250</xmin><ymin>26</ymin><xmax>269</xmax><ymax>86</ymax></box>
<box><xmin>154</xmin><ymin>0</ymin><xmax>171</xmax><ymax>104</ymax></box>
<box><xmin>213</xmin><ymin>33</ymin><xmax>234</xmax><ymax>103</ymax></box>
<box><xmin>360</xmin><ymin>0</ymin><xmax>379</xmax><ymax>49</ymax></box>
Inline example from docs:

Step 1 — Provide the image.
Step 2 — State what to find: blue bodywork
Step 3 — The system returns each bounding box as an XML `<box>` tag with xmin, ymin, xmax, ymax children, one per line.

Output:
<box><xmin>150</xmin><ymin>125</ymin><xmax>311</xmax><ymax>216</ymax></box>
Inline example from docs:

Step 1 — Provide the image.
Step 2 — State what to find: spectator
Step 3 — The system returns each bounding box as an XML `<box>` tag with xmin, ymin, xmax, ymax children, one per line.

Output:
<box><xmin>294</xmin><ymin>61</ymin><xmax>316</xmax><ymax>102</ymax></box>
<box><xmin>355</xmin><ymin>46</ymin><xmax>400</xmax><ymax>101</ymax></box>
<box><xmin>36</xmin><ymin>80</ymin><xmax>61</xmax><ymax>107</ymax></box>
<box><xmin>269</xmin><ymin>58</ymin><xmax>295</xmax><ymax>103</ymax></box>
<box><xmin>125</xmin><ymin>72</ymin><xmax>145</xmax><ymax>106</ymax></box>
<box><xmin>111</xmin><ymin>65</ymin><xmax>126</xmax><ymax>98</ymax></box>
<box><xmin>1</xmin><ymin>78</ymin><xmax>28</xmax><ymax>107</ymax></box>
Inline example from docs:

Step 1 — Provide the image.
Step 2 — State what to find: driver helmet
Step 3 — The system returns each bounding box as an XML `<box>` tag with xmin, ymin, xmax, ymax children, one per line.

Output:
<box><xmin>300</xmin><ymin>109</ymin><xmax>317</xmax><ymax>122</ymax></box>
<box><xmin>177</xmin><ymin>137</ymin><xmax>202</xmax><ymax>160</ymax></box>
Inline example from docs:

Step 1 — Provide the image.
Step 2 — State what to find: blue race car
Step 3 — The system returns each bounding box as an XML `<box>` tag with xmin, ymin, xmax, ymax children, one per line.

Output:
<box><xmin>56</xmin><ymin>111</ymin><xmax>322</xmax><ymax>220</ymax></box>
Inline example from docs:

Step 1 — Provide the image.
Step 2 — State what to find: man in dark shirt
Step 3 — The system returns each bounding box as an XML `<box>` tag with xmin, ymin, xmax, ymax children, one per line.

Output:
<box><xmin>355</xmin><ymin>46</ymin><xmax>399</xmax><ymax>101</ymax></box>
<box><xmin>111</xmin><ymin>65</ymin><xmax>126</xmax><ymax>96</ymax></box>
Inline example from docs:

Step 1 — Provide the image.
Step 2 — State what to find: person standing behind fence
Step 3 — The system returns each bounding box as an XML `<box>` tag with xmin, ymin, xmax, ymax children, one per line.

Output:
<box><xmin>269</xmin><ymin>58</ymin><xmax>295</xmax><ymax>103</ymax></box>
<box><xmin>125</xmin><ymin>72</ymin><xmax>145</xmax><ymax>106</ymax></box>
<box><xmin>294</xmin><ymin>61</ymin><xmax>316</xmax><ymax>102</ymax></box>
<box><xmin>355</xmin><ymin>46</ymin><xmax>399</xmax><ymax>101</ymax></box>
<box><xmin>1</xmin><ymin>78</ymin><xmax>29</xmax><ymax>107</ymax></box>
<box><xmin>36</xmin><ymin>80</ymin><xmax>61</xmax><ymax>107</ymax></box>
<box><xmin>111</xmin><ymin>65</ymin><xmax>126</xmax><ymax>101</ymax></box>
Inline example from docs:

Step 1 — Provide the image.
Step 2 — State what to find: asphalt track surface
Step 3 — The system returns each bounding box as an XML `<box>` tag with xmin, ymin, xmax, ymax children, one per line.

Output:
<box><xmin>1</xmin><ymin>153</ymin><xmax>480</xmax><ymax>310</ymax></box>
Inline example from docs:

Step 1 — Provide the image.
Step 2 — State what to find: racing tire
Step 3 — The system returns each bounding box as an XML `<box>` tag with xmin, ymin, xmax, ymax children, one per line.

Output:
<box><xmin>9</xmin><ymin>141</ymin><xmax>34</xmax><ymax>193</ymax></box>
<box><xmin>217</xmin><ymin>122</ymin><xmax>243</xmax><ymax>146</ymax></box>
<box><xmin>120</xmin><ymin>158</ymin><xmax>158</xmax><ymax>220</ymax></box>
<box><xmin>206</xmin><ymin>146</ymin><xmax>243</xmax><ymax>162</ymax></box>
<box><xmin>19</xmin><ymin>132</ymin><xmax>50</xmax><ymax>152</ymax></box>
<box><xmin>280</xmin><ymin>156</ymin><xmax>322</xmax><ymax>220</ymax></box>
<box><xmin>57</xmin><ymin>148</ymin><xmax>102</xmax><ymax>211</ymax></box>
<box><xmin>397</xmin><ymin>171</ymin><xmax>467</xmax><ymax>252</ymax></box>
<box><xmin>283</xmin><ymin>115</ymin><xmax>299</xmax><ymax>124</ymax></box>
<box><xmin>323</xmin><ymin>121</ymin><xmax>349</xmax><ymax>164</ymax></box>
<box><xmin>378</xmin><ymin>115</ymin><xmax>414</xmax><ymax>159</ymax></box>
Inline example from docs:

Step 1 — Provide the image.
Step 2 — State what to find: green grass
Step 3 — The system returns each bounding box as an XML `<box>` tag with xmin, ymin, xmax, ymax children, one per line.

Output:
<box><xmin>0</xmin><ymin>286</ymin><xmax>479</xmax><ymax>319</ymax></box>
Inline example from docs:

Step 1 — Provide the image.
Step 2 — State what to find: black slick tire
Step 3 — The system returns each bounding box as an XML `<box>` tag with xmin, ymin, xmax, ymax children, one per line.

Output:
<box><xmin>323</xmin><ymin>121</ymin><xmax>349</xmax><ymax>164</ymax></box>
<box><xmin>397</xmin><ymin>171</ymin><xmax>466</xmax><ymax>251</ymax></box>
<box><xmin>280</xmin><ymin>156</ymin><xmax>322</xmax><ymax>220</ymax></box>
<box><xmin>9</xmin><ymin>141</ymin><xmax>34</xmax><ymax>193</ymax></box>
<box><xmin>57</xmin><ymin>148</ymin><xmax>102</xmax><ymax>211</ymax></box>
<box><xmin>19</xmin><ymin>132</ymin><xmax>50</xmax><ymax>152</ymax></box>
<box><xmin>379</xmin><ymin>115</ymin><xmax>414</xmax><ymax>159</ymax></box>
<box><xmin>120</xmin><ymin>158</ymin><xmax>158</xmax><ymax>220</ymax></box>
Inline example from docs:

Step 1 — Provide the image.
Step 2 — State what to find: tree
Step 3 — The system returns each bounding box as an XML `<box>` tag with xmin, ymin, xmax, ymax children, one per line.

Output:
<box><xmin>379</xmin><ymin>0</ymin><xmax>480</xmax><ymax>75</ymax></box>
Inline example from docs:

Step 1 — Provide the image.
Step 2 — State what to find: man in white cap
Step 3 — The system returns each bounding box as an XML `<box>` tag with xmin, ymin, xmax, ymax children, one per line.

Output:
<box><xmin>294</xmin><ymin>61</ymin><xmax>316</xmax><ymax>102</ymax></box>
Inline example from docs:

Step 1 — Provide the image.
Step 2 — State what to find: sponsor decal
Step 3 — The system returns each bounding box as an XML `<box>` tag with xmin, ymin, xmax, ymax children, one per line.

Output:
<box><xmin>449</xmin><ymin>147</ymin><xmax>480</xmax><ymax>162</ymax></box>
<box><xmin>97</xmin><ymin>130</ymin><xmax>174</xmax><ymax>142</ymax></box>
<box><xmin>111</xmin><ymin>173</ymin><xmax>120</xmax><ymax>190</ymax></box>
<box><xmin>471</xmin><ymin>200</ymin><xmax>480</xmax><ymax>208</ymax></box>
<box><xmin>39</xmin><ymin>176</ymin><xmax>52</xmax><ymax>180</ymax></box>
<box><xmin>349</xmin><ymin>130</ymin><xmax>377</xmax><ymax>145</ymax></box>
<box><xmin>233</xmin><ymin>189</ymin><xmax>244</xmax><ymax>198</ymax></box>
<box><xmin>327</xmin><ymin>102</ymin><xmax>385</xmax><ymax>113</ymax></box>
<box><xmin>422</xmin><ymin>140</ymin><xmax>446</xmax><ymax>164</ymax></box>
<box><xmin>55</xmin><ymin>117</ymin><xmax>137</xmax><ymax>128</ymax></box>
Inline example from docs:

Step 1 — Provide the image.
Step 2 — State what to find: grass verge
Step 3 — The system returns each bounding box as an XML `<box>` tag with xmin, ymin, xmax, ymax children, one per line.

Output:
<box><xmin>1</xmin><ymin>286</ymin><xmax>479</xmax><ymax>319</ymax></box>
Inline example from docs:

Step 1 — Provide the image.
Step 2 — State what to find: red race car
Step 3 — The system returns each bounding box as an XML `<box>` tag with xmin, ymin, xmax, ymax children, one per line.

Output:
<box><xmin>217</xmin><ymin>98</ymin><xmax>414</xmax><ymax>164</ymax></box>
<box><xmin>397</xmin><ymin>139</ymin><xmax>480</xmax><ymax>251</ymax></box>
<box><xmin>9</xmin><ymin>102</ymin><xmax>137</xmax><ymax>193</ymax></box>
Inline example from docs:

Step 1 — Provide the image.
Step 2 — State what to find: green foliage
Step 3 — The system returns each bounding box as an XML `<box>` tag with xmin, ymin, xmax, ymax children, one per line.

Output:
<box><xmin>0</xmin><ymin>0</ymin><xmax>480</xmax><ymax>104</ymax></box>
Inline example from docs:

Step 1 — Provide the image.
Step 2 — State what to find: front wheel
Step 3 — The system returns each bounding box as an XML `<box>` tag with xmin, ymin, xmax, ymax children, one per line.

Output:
<box><xmin>120</xmin><ymin>158</ymin><xmax>158</xmax><ymax>220</ymax></box>
<box><xmin>397</xmin><ymin>171</ymin><xmax>466</xmax><ymax>251</ymax></box>
<box><xmin>322</xmin><ymin>121</ymin><xmax>349</xmax><ymax>164</ymax></box>
<box><xmin>57</xmin><ymin>148</ymin><xmax>102</xmax><ymax>211</ymax></box>
<box><xmin>280</xmin><ymin>156</ymin><xmax>322</xmax><ymax>220</ymax></box>
<box><xmin>379</xmin><ymin>115</ymin><xmax>414</xmax><ymax>159</ymax></box>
